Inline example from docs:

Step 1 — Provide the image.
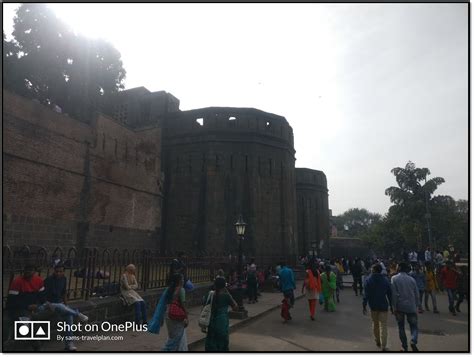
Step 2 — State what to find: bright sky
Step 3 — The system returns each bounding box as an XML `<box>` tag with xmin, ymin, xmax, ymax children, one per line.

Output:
<box><xmin>3</xmin><ymin>3</ymin><xmax>468</xmax><ymax>216</ymax></box>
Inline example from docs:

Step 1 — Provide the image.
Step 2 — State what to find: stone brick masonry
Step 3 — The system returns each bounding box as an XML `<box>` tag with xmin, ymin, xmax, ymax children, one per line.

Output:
<box><xmin>3</xmin><ymin>91</ymin><xmax>163</xmax><ymax>251</ymax></box>
<box><xmin>3</xmin><ymin>88</ymin><xmax>330</xmax><ymax>257</ymax></box>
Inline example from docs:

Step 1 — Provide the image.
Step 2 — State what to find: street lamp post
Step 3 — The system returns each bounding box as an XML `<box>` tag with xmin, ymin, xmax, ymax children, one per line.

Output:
<box><xmin>235</xmin><ymin>215</ymin><xmax>246</xmax><ymax>284</ymax></box>
<box><xmin>229</xmin><ymin>214</ymin><xmax>248</xmax><ymax>319</ymax></box>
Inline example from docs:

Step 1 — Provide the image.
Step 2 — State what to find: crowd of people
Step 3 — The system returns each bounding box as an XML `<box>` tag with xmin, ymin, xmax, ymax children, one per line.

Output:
<box><xmin>349</xmin><ymin>247</ymin><xmax>467</xmax><ymax>352</ymax></box>
<box><xmin>5</xmin><ymin>247</ymin><xmax>468</xmax><ymax>352</ymax></box>
<box><xmin>294</xmin><ymin>247</ymin><xmax>468</xmax><ymax>352</ymax></box>
<box><xmin>153</xmin><ymin>248</ymin><xmax>469</xmax><ymax>352</ymax></box>
<box><xmin>149</xmin><ymin>252</ymin><xmax>260</xmax><ymax>352</ymax></box>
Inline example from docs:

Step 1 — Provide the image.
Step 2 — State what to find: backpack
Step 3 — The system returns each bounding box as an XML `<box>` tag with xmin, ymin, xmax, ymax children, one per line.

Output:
<box><xmin>198</xmin><ymin>291</ymin><xmax>215</xmax><ymax>332</ymax></box>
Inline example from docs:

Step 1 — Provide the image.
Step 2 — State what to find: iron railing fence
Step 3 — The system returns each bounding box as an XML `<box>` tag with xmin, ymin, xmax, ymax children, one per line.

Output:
<box><xmin>2</xmin><ymin>245</ymin><xmax>297</xmax><ymax>304</ymax></box>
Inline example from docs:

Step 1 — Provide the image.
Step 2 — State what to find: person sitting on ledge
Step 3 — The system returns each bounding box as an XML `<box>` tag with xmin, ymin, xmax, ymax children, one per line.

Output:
<box><xmin>6</xmin><ymin>265</ymin><xmax>47</xmax><ymax>339</ymax></box>
<box><xmin>120</xmin><ymin>264</ymin><xmax>147</xmax><ymax>326</ymax></box>
<box><xmin>41</xmin><ymin>263</ymin><xmax>89</xmax><ymax>351</ymax></box>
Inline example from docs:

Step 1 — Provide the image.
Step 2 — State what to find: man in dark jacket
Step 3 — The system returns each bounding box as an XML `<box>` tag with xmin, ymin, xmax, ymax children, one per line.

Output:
<box><xmin>363</xmin><ymin>264</ymin><xmax>393</xmax><ymax>351</ymax></box>
<box><xmin>42</xmin><ymin>264</ymin><xmax>88</xmax><ymax>351</ymax></box>
<box><xmin>455</xmin><ymin>265</ymin><xmax>469</xmax><ymax>313</ymax></box>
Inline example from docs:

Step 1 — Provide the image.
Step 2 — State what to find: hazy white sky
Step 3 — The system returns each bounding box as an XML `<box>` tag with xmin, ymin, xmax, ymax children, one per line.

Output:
<box><xmin>3</xmin><ymin>4</ymin><xmax>468</xmax><ymax>215</ymax></box>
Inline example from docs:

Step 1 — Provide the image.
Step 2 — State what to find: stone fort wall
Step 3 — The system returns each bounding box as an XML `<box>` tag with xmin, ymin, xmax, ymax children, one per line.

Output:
<box><xmin>161</xmin><ymin>107</ymin><xmax>298</xmax><ymax>257</ymax></box>
<box><xmin>330</xmin><ymin>237</ymin><xmax>370</xmax><ymax>259</ymax></box>
<box><xmin>3</xmin><ymin>91</ymin><xmax>163</xmax><ymax>252</ymax></box>
<box><xmin>4</xmin><ymin>87</ymin><xmax>330</xmax><ymax>259</ymax></box>
<box><xmin>295</xmin><ymin>168</ymin><xmax>330</xmax><ymax>257</ymax></box>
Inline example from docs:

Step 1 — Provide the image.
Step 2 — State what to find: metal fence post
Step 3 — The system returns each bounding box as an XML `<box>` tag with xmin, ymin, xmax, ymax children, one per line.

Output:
<box><xmin>84</xmin><ymin>249</ymin><xmax>97</xmax><ymax>301</ymax></box>
<box><xmin>143</xmin><ymin>250</ymin><xmax>150</xmax><ymax>292</ymax></box>
<box><xmin>209</xmin><ymin>253</ymin><xmax>215</xmax><ymax>281</ymax></box>
<box><xmin>80</xmin><ymin>248</ymin><xmax>89</xmax><ymax>300</ymax></box>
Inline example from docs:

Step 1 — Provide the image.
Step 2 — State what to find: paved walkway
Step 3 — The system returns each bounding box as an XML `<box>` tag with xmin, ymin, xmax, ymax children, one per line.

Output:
<box><xmin>192</xmin><ymin>288</ymin><xmax>469</xmax><ymax>352</ymax></box>
<box><xmin>32</xmin><ymin>281</ymin><xmax>305</xmax><ymax>352</ymax></box>
<box><xmin>8</xmin><ymin>276</ymin><xmax>468</xmax><ymax>352</ymax></box>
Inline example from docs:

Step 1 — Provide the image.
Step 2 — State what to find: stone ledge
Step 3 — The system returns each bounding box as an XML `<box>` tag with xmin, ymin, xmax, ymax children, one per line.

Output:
<box><xmin>188</xmin><ymin>290</ymin><xmax>305</xmax><ymax>350</ymax></box>
<box><xmin>66</xmin><ymin>281</ymin><xmax>213</xmax><ymax>323</ymax></box>
<box><xmin>2</xmin><ymin>281</ymin><xmax>214</xmax><ymax>348</ymax></box>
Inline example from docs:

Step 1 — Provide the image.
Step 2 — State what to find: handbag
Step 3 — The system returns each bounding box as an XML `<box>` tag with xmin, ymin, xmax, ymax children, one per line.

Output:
<box><xmin>168</xmin><ymin>294</ymin><xmax>187</xmax><ymax>321</ymax></box>
<box><xmin>198</xmin><ymin>291</ymin><xmax>215</xmax><ymax>331</ymax></box>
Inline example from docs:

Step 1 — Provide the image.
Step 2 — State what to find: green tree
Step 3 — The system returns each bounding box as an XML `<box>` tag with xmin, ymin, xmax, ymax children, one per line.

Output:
<box><xmin>362</xmin><ymin>216</ymin><xmax>396</xmax><ymax>257</ymax></box>
<box><xmin>333</xmin><ymin>208</ymin><xmax>381</xmax><ymax>238</ymax></box>
<box><xmin>3</xmin><ymin>31</ymin><xmax>24</xmax><ymax>94</ymax></box>
<box><xmin>5</xmin><ymin>4</ymin><xmax>126</xmax><ymax>121</ymax></box>
<box><xmin>363</xmin><ymin>163</ymin><xmax>467</xmax><ymax>257</ymax></box>
<box><xmin>385</xmin><ymin>161</ymin><xmax>445</xmax><ymax>206</ymax></box>
<box><xmin>430</xmin><ymin>196</ymin><xmax>468</xmax><ymax>253</ymax></box>
<box><xmin>454</xmin><ymin>199</ymin><xmax>469</xmax><ymax>253</ymax></box>
<box><xmin>384</xmin><ymin>161</ymin><xmax>444</xmax><ymax>249</ymax></box>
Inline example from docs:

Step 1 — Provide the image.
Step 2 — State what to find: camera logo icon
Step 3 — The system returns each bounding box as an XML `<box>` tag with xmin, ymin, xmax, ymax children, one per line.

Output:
<box><xmin>14</xmin><ymin>321</ymin><xmax>50</xmax><ymax>340</ymax></box>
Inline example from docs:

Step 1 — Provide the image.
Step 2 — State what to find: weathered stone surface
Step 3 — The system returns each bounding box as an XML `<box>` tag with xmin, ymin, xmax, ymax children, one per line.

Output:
<box><xmin>160</xmin><ymin>107</ymin><xmax>298</xmax><ymax>257</ymax></box>
<box><xmin>3</xmin><ymin>91</ymin><xmax>162</xmax><ymax>251</ymax></box>
<box><xmin>101</xmin><ymin>86</ymin><xmax>179</xmax><ymax>129</ymax></box>
<box><xmin>295</xmin><ymin>168</ymin><xmax>330</xmax><ymax>258</ymax></box>
<box><xmin>3</xmin><ymin>89</ymin><xmax>330</xmax><ymax>260</ymax></box>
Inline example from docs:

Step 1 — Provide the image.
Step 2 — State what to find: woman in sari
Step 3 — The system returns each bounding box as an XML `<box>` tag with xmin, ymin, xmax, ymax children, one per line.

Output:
<box><xmin>205</xmin><ymin>277</ymin><xmax>238</xmax><ymax>351</ymax></box>
<box><xmin>321</xmin><ymin>264</ymin><xmax>337</xmax><ymax>312</ymax></box>
<box><xmin>335</xmin><ymin>259</ymin><xmax>345</xmax><ymax>274</ymax></box>
<box><xmin>301</xmin><ymin>266</ymin><xmax>322</xmax><ymax>320</ymax></box>
<box><xmin>148</xmin><ymin>273</ymin><xmax>188</xmax><ymax>351</ymax></box>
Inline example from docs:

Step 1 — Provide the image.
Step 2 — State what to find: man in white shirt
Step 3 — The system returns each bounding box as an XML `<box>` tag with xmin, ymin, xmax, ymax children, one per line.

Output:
<box><xmin>408</xmin><ymin>251</ymin><xmax>418</xmax><ymax>267</ymax></box>
<box><xmin>378</xmin><ymin>259</ymin><xmax>388</xmax><ymax>275</ymax></box>
<box><xmin>424</xmin><ymin>247</ymin><xmax>432</xmax><ymax>263</ymax></box>
<box><xmin>392</xmin><ymin>262</ymin><xmax>420</xmax><ymax>352</ymax></box>
<box><xmin>435</xmin><ymin>251</ymin><xmax>444</xmax><ymax>270</ymax></box>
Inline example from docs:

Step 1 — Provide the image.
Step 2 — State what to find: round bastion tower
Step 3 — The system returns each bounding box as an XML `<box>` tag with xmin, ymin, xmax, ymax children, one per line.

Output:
<box><xmin>161</xmin><ymin>107</ymin><xmax>298</xmax><ymax>257</ymax></box>
<box><xmin>295</xmin><ymin>168</ymin><xmax>330</xmax><ymax>258</ymax></box>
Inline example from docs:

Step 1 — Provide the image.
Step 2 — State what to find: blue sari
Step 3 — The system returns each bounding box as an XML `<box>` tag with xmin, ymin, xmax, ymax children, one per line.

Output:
<box><xmin>148</xmin><ymin>288</ymin><xmax>169</xmax><ymax>334</ymax></box>
<box><xmin>148</xmin><ymin>287</ymin><xmax>188</xmax><ymax>351</ymax></box>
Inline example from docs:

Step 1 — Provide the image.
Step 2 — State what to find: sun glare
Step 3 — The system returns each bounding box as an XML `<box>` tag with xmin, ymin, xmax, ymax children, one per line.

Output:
<box><xmin>48</xmin><ymin>4</ymin><xmax>118</xmax><ymax>41</ymax></box>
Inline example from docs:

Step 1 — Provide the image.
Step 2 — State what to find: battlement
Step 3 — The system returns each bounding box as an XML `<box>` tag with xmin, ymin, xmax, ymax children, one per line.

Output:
<box><xmin>102</xmin><ymin>87</ymin><xmax>180</xmax><ymax>129</ymax></box>
<box><xmin>164</xmin><ymin>107</ymin><xmax>294</xmax><ymax>149</ymax></box>
<box><xmin>295</xmin><ymin>168</ymin><xmax>327</xmax><ymax>189</ymax></box>
<box><xmin>4</xmin><ymin>88</ymin><xmax>328</xmax><ymax>259</ymax></box>
<box><xmin>161</xmin><ymin>106</ymin><xmax>297</xmax><ymax>256</ymax></box>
